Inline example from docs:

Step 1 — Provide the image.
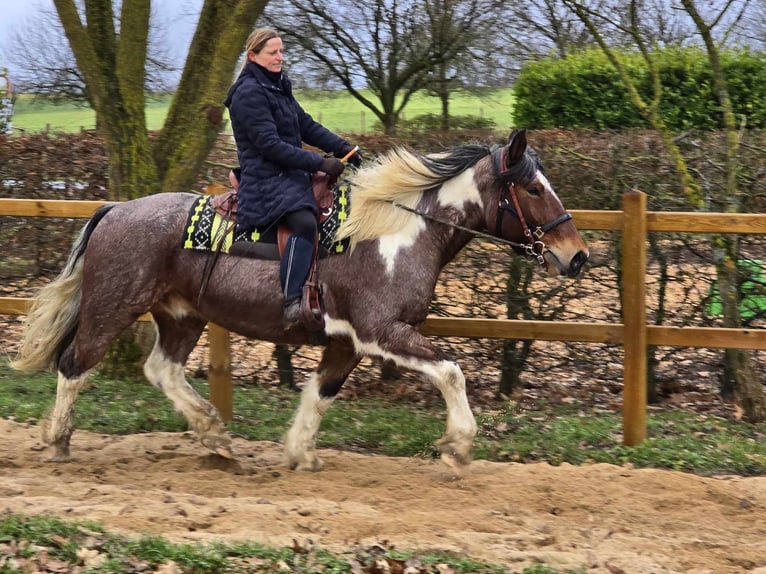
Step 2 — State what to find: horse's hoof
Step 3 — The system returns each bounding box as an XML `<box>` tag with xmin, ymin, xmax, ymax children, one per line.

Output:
<box><xmin>200</xmin><ymin>434</ymin><xmax>234</xmax><ymax>459</ymax></box>
<box><xmin>287</xmin><ymin>456</ymin><xmax>324</xmax><ymax>472</ymax></box>
<box><xmin>440</xmin><ymin>452</ymin><xmax>469</xmax><ymax>477</ymax></box>
<box><xmin>45</xmin><ymin>446</ymin><xmax>72</xmax><ymax>462</ymax></box>
<box><xmin>436</xmin><ymin>437</ymin><xmax>473</xmax><ymax>468</ymax></box>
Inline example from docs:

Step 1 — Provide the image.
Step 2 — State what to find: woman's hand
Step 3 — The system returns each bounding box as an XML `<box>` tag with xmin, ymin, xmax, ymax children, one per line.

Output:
<box><xmin>319</xmin><ymin>157</ymin><xmax>346</xmax><ymax>178</ymax></box>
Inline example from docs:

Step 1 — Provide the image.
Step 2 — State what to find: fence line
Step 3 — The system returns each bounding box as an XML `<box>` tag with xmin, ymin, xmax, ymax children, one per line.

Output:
<box><xmin>1</xmin><ymin>193</ymin><xmax>765</xmax><ymax>445</ymax></box>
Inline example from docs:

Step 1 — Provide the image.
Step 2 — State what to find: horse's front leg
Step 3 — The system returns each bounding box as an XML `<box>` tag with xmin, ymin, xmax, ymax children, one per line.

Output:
<box><xmin>283</xmin><ymin>338</ymin><xmax>360</xmax><ymax>471</ymax></box>
<box><xmin>378</xmin><ymin>323</ymin><xmax>478</xmax><ymax>470</ymax></box>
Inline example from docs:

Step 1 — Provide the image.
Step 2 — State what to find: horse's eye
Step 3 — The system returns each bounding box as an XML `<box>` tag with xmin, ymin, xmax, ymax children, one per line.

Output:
<box><xmin>527</xmin><ymin>186</ymin><xmax>541</xmax><ymax>196</ymax></box>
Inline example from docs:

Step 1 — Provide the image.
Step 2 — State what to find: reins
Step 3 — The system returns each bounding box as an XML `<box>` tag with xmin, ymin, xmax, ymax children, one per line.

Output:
<box><xmin>386</xmin><ymin>199</ymin><xmax>533</xmax><ymax>252</ymax></box>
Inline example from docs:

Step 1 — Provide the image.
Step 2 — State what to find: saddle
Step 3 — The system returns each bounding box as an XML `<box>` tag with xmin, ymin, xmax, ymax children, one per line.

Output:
<box><xmin>210</xmin><ymin>172</ymin><xmax>337</xmax><ymax>332</ymax></box>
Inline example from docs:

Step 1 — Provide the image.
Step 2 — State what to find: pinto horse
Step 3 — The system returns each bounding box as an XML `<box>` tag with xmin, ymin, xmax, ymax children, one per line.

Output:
<box><xmin>12</xmin><ymin>129</ymin><xmax>588</xmax><ymax>471</ymax></box>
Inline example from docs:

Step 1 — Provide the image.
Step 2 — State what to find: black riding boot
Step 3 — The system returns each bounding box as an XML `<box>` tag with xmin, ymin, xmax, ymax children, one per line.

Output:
<box><xmin>280</xmin><ymin>235</ymin><xmax>314</xmax><ymax>326</ymax></box>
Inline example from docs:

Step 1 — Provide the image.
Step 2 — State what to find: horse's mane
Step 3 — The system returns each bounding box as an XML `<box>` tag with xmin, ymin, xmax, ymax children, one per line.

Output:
<box><xmin>337</xmin><ymin>144</ymin><xmax>492</xmax><ymax>250</ymax></box>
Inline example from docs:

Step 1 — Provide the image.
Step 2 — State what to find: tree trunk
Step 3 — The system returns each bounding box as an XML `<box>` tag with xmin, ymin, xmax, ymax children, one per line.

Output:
<box><xmin>54</xmin><ymin>0</ymin><xmax>270</xmax><ymax>377</ymax></box>
<box><xmin>437</xmin><ymin>63</ymin><xmax>450</xmax><ymax>132</ymax></box>
<box><xmin>499</xmin><ymin>256</ymin><xmax>534</xmax><ymax>395</ymax></box>
<box><xmin>713</xmin><ymin>235</ymin><xmax>765</xmax><ymax>421</ymax></box>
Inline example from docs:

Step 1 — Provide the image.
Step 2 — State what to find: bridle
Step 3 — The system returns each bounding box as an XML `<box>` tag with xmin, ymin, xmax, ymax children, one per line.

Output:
<box><xmin>386</xmin><ymin>144</ymin><xmax>573</xmax><ymax>266</ymax></box>
<box><xmin>490</xmin><ymin>145</ymin><xmax>573</xmax><ymax>265</ymax></box>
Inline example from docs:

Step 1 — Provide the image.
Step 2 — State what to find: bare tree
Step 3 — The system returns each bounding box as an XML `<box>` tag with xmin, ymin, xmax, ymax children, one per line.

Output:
<box><xmin>262</xmin><ymin>0</ymin><xmax>496</xmax><ymax>134</ymax></box>
<box><xmin>49</xmin><ymin>0</ymin><xmax>268</xmax><ymax>200</ymax></box>
<box><xmin>561</xmin><ymin>0</ymin><xmax>764</xmax><ymax>421</ymax></box>
<box><xmin>505</xmin><ymin>0</ymin><xmax>596</xmax><ymax>58</ymax></box>
<box><xmin>414</xmin><ymin>0</ymin><xmax>511</xmax><ymax>130</ymax></box>
<box><xmin>4</xmin><ymin>4</ymin><xmax>175</xmax><ymax>104</ymax></box>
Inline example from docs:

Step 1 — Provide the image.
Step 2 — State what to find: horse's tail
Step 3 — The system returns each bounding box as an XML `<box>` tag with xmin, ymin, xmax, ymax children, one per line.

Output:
<box><xmin>11</xmin><ymin>204</ymin><xmax>117</xmax><ymax>372</ymax></box>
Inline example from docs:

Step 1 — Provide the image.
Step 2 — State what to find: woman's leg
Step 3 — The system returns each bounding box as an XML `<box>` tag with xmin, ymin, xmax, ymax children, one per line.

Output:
<box><xmin>280</xmin><ymin>209</ymin><xmax>317</xmax><ymax>323</ymax></box>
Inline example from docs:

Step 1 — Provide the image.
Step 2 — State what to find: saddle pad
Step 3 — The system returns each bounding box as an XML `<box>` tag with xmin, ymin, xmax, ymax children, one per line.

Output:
<box><xmin>182</xmin><ymin>182</ymin><xmax>351</xmax><ymax>255</ymax></box>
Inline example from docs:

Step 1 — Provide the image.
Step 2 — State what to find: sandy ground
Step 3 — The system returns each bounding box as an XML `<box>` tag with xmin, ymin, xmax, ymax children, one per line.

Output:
<box><xmin>0</xmin><ymin>419</ymin><xmax>764</xmax><ymax>573</ymax></box>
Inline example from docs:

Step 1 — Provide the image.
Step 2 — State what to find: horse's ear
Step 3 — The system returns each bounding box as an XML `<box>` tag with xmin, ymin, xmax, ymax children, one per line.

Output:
<box><xmin>507</xmin><ymin>128</ymin><xmax>528</xmax><ymax>164</ymax></box>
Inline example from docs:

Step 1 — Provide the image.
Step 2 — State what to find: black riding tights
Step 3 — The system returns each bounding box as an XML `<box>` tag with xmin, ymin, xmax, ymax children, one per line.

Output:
<box><xmin>280</xmin><ymin>209</ymin><xmax>317</xmax><ymax>243</ymax></box>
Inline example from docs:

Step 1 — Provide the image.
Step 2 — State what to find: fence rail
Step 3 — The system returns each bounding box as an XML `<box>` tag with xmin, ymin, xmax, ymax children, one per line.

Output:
<box><xmin>1</xmin><ymin>194</ymin><xmax>765</xmax><ymax>444</ymax></box>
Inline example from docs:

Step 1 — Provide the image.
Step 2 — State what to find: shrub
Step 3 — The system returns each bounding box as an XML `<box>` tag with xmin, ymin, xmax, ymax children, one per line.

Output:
<box><xmin>513</xmin><ymin>46</ymin><xmax>766</xmax><ymax>131</ymax></box>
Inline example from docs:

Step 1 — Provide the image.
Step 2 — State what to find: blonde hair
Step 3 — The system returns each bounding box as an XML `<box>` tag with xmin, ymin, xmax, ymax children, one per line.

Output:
<box><xmin>240</xmin><ymin>28</ymin><xmax>280</xmax><ymax>71</ymax></box>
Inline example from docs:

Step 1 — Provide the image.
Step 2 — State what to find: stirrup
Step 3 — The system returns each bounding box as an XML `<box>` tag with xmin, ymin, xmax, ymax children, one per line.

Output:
<box><xmin>299</xmin><ymin>283</ymin><xmax>325</xmax><ymax>332</ymax></box>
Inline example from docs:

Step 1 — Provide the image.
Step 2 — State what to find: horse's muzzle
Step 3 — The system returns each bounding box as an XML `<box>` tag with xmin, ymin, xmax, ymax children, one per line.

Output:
<box><xmin>567</xmin><ymin>250</ymin><xmax>589</xmax><ymax>278</ymax></box>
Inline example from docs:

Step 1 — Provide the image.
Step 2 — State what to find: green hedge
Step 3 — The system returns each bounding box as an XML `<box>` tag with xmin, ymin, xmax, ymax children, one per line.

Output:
<box><xmin>513</xmin><ymin>47</ymin><xmax>766</xmax><ymax>131</ymax></box>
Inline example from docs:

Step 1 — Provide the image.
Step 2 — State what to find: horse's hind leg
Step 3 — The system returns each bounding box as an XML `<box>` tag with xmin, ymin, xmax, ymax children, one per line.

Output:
<box><xmin>44</xmin><ymin>314</ymin><xmax>140</xmax><ymax>461</ymax></box>
<box><xmin>43</xmin><ymin>372</ymin><xmax>90</xmax><ymax>461</ymax></box>
<box><xmin>144</xmin><ymin>308</ymin><xmax>233</xmax><ymax>458</ymax></box>
<box><xmin>284</xmin><ymin>338</ymin><xmax>360</xmax><ymax>471</ymax></box>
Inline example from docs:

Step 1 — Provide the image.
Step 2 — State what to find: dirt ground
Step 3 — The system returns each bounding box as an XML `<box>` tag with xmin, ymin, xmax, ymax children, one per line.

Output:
<box><xmin>0</xmin><ymin>419</ymin><xmax>764</xmax><ymax>574</ymax></box>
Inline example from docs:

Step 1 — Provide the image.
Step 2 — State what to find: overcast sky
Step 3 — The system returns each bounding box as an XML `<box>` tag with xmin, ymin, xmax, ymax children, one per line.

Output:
<box><xmin>0</xmin><ymin>0</ymin><xmax>204</xmax><ymax>77</ymax></box>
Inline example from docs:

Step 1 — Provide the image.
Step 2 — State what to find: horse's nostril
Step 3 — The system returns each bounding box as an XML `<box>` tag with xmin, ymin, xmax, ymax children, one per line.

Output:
<box><xmin>568</xmin><ymin>250</ymin><xmax>588</xmax><ymax>277</ymax></box>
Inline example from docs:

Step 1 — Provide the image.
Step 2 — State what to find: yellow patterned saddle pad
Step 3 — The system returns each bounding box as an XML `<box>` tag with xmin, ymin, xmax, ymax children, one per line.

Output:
<box><xmin>182</xmin><ymin>183</ymin><xmax>351</xmax><ymax>255</ymax></box>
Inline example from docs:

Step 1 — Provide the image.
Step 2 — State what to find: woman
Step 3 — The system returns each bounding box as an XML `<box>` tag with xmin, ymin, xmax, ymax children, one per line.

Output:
<box><xmin>224</xmin><ymin>28</ymin><xmax>361</xmax><ymax>327</ymax></box>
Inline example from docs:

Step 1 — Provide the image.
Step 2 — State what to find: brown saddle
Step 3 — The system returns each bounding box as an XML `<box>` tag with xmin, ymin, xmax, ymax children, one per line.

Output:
<box><xmin>210</xmin><ymin>172</ymin><xmax>335</xmax><ymax>227</ymax></box>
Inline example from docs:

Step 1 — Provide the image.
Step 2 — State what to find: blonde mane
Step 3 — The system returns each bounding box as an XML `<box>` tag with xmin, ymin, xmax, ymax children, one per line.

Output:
<box><xmin>336</xmin><ymin>147</ymin><xmax>449</xmax><ymax>250</ymax></box>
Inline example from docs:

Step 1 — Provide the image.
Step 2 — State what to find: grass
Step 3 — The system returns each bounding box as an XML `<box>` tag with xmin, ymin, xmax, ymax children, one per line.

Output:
<box><xmin>10</xmin><ymin>88</ymin><xmax>516</xmax><ymax>134</ymax></box>
<box><xmin>1</xmin><ymin>359</ymin><xmax>764</xmax><ymax>573</ymax></box>
<box><xmin>0</xmin><ymin>513</ymin><xmax>520</xmax><ymax>574</ymax></box>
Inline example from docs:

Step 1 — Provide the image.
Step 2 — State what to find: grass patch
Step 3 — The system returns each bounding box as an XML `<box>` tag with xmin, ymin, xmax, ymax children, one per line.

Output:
<box><xmin>1</xmin><ymin>361</ymin><xmax>765</xmax><ymax>476</ymax></box>
<box><xmin>474</xmin><ymin>404</ymin><xmax>766</xmax><ymax>475</ymax></box>
<box><xmin>0</xmin><ymin>512</ymin><xmax>532</xmax><ymax>573</ymax></box>
<box><xmin>11</xmin><ymin>88</ymin><xmax>515</xmax><ymax>135</ymax></box>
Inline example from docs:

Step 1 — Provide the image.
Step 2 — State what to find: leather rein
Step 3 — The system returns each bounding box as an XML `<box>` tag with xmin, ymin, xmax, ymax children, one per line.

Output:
<box><xmin>389</xmin><ymin>146</ymin><xmax>573</xmax><ymax>266</ymax></box>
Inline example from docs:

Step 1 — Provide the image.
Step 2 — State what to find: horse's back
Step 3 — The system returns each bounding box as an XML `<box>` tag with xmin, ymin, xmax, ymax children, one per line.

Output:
<box><xmin>83</xmin><ymin>192</ymin><xmax>201</xmax><ymax>285</ymax></box>
<box><xmin>93</xmin><ymin>192</ymin><xmax>197</xmax><ymax>243</ymax></box>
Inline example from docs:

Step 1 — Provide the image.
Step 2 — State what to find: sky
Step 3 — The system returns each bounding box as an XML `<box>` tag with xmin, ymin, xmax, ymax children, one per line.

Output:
<box><xmin>0</xmin><ymin>0</ymin><xmax>203</xmax><ymax>78</ymax></box>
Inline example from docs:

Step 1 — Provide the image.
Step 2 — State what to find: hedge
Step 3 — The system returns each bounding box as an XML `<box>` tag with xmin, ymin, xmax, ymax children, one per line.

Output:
<box><xmin>513</xmin><ymin>47</ymin><xmax>766</xmax><ymax>131</ymax></box>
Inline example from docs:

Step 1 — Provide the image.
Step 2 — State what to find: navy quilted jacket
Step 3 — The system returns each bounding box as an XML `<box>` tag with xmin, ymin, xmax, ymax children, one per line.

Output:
<box><xmin>224</xmin><ymin>62</ymin><xmax>348</xmax><ymax>228</ymax></box>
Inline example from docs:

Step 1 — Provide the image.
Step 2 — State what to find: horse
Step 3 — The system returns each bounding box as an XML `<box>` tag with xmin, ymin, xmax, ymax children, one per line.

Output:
<box><xmin>11</xmin><ymin>128</ymin><xmax>588</xmax><ymax>472</ymax></box>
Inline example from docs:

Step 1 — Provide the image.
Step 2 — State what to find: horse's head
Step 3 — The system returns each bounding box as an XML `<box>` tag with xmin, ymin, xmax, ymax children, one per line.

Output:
<box><xmin>482</xmin><ymin>129</ymin><xmax>588</xmax><ymax>278</ymax></box>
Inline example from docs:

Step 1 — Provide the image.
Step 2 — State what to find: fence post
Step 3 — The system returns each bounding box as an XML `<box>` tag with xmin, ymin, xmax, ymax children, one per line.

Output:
<box><xmin>202</xmin><ymin>183</ymin><xmax>233</xmax><ymax>421</ymax></box>
<box><xmin>208</xmin><ymin>323</ymin><xmax>232</xmax><ymax>422</ymax></box>
<box><xmin>622</xmin><ymin>189</ymin><xmax>647</xmax><ymax>445</ymax></box>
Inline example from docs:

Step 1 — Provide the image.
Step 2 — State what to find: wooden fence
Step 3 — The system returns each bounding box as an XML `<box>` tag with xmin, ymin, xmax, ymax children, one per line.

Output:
<box><xmin>1</xmin><ymin>192</ymin><xmax>765</xmax><ymax>445</ymax></box>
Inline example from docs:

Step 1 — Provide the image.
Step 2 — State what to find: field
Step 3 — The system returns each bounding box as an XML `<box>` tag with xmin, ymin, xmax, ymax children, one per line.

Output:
<box><xmin>10</xmin><ymin>88</ymin><xmax>516</xmax><ymax>134</ymax></box>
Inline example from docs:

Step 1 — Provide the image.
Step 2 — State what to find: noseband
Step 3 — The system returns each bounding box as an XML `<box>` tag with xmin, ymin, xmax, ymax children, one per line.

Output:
<box><xmin>490</xmin><ymin>146</ymin><xmax>572</xmax><ymax>265</ymax></box>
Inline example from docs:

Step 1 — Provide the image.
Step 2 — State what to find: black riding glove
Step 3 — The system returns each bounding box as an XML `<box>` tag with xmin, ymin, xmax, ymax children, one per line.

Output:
<box><xmin>336</xmin><ymin>144</ymin><xmax>363</xmax><ymax>168</ymax></box>
<box><xmin>319</xmin><ymin>157</ymin><xmax>346</xmax><ymax>178</ymax></box>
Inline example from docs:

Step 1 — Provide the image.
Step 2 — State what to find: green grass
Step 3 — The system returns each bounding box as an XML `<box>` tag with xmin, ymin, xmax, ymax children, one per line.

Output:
<box><xmin>11</xmin><ymin>94</ymin><xmax>172</xmax><ymax>133</ymax></box>
<box><xmin>10</xmin><ymin>88</ymin><xmax>516</xmax><ymax>134</ymax></box>
<box><xmin>0</xmin><ymin>512</ymin><xmax>550</xmax><ymax>573</ymax></box>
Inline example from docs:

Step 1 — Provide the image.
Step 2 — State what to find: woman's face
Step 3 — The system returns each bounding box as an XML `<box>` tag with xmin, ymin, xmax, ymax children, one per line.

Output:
<box><xmin>250</xmin><ymin>37</ymin><xmax>283</xmax><ymax>73</ymax></box>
